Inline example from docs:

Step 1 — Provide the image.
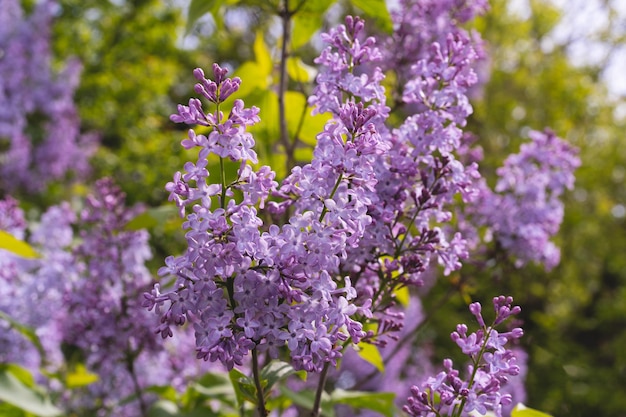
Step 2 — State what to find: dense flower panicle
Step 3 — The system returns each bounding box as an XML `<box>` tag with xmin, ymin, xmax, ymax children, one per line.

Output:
<box><xmin>470</xmin><ymin>129</ymin><xmax>581</xmax><ymax>270</ymax></box>
<box><xmin>313</xmin><ymin>13</ymin><xmax>484</xmax><ymax>343</ymax></box>
<box><xmin>0</xmin><ymin>0</ymin><xmax>97</xmax><ymax>193</ymax></box>
<box><xmin>153</xmin><ymin>59</ymin><xmax>383</xmax><ymax>372</ymax></box>
<box><xmin>59</xmin><ymin>178</ymin><xmax>202</xmax><ymax>417</ymax></box>
<box><xmin>404</xmin><ymin>296</ymin><xmax>524</xmax><ymax>417</ymax></box>
<box><xmin>384</xmin><ymin>0</ymin><xmax>489</xmax><ymax>84</ymax></box>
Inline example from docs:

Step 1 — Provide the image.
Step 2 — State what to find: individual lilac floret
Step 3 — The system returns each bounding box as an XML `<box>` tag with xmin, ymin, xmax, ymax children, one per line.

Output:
<box><xmin>404</xmin><ymin>296</ymin><xmax>524</xmax><ymax>417</ymax></box>
<box><xmin>472</xmin><ymin>129</ymin><xmax>580</xmax><ymax>270</ymax></box>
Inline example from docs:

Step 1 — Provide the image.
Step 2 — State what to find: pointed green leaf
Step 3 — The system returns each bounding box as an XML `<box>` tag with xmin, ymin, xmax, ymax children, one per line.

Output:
<box><xmin>65</xmin><ymin>364</ymin><xmax>99</xmax><ymax>388</ymax></box>
<box><xmin>186</xmin><ymin>0</ymin><xmax>216</xmax><ymax>34</ymax></box>
<box><xmin>511</xmin><ymin>403</ymin><xmax>553</xmax><ymax>417</ymax></box>
<box><xmin>330</xmin><ymin>389</ymin><xmax>396</xmax><ymax>417</ymax></box>
<box><xmin>286</xmin><ymin>57</ymin><xmax>316</xmax><ymax>83</ymax></box>
<box><xmin>355</xmin><ymin>342</ymin><xmax>385</xmax><ymax>372</ymax></box>
<box><xmin>0</xmin><ymin>368</ymin><xmax>62</xmax><ymax>417</ymax></box>
<box><xmin>0</xmin><ymin>230</ymin><xmax>40</xmax><ymax>259</ymax></box>
<box><xmin>148</xmin><ymin>399</ymin><xmax>179</xmax><ymax>417</ymax></box>
<box><xmin>259</xmin><ymin>360</ymin><xmax>303</xmax><ymax>395</ymax></box>
<box><xmin>349</xmin><ymin>0</ymin><xmax>393</xmax><ymax>33</ymax></box>
<box><xmin>394</xmin><ymin>285</ymin><xmax>410</xmax><ymax>307</ymax></box>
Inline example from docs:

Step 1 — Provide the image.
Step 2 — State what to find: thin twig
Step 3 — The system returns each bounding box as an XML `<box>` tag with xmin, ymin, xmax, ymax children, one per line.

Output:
<box><xmin>252</xmin><ymin>347</ymin><xmax>269</xmax><ymax>417</ymax></box>
<box><xmin>311</xmin><ymin>361</ymin><xmax>331</xmax><ymax>417</ymax></box>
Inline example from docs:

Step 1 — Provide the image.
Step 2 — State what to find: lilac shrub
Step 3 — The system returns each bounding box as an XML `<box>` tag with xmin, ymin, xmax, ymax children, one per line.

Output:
<box><xmin>146</xmin><ymin>2</ymin><xmax>576</xmax><ymax>416</ymax></box>
<box><xmin>0</xmin><ymin>0</ymin><xmax>97</xmax><ymax>193</ymax></box>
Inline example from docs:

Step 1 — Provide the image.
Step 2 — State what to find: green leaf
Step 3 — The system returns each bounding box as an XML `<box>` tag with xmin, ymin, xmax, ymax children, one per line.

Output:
<box><xmin>511</xmin><ymin>403</ymin><xmax>553</xmax><ymax>417</ymax></box>
<box><xmin>235</xmin><ymin>61</ymin><xmax>270</xmax><ymax>97</ymax></box>
<box><xmin>330</xmin><ymin>389</ymin><xmax>396</xmax><ymax>417</ymax></box>
<box><xmin>394</xmin><ymin>285</ymin><xmax>410</xmax><ymax>307</ymax></box>
<box><xmin>253</xmin><ymin>31</ymin><xmax>273</xmax><ymax>77</ymax></box>
<box><xmin>0</xmin><ymin>367</ymin><xmax>62</xmax><ymax>417</ymax></box>
<box><xmin>279</xmin><ymin>386</ymin><xmax>335</xmax><ymax>417</ymax></box>
<box><xmin>286</xmin><ymin>57</ymin><xmax>315</xmax><ymax>83</ymax></box>
<box><xmin>125</xmin><ymin>206</ymin><xmax>178</xmax><ymax>231</ymax></box>
<box><xmin>0</xmin><ymin>230</ymin><xmax>40</xmax><ymax>259</ymax></box>
<box><xmin>65</xmin><ymin>364</ymin><xmax>99</xmax><ymax>388</ymax></box>
<box><xmin>186</xmin><ymin>0</ymin><xmax>216</xmax><ymax>34</ymax></box>
<box><xmin>292</xmin><ymin>13</ymin><xmax>321</xmax><ymax>50</ymax></box>
<box><xmin>148</xmin><ymin>400</ymin><xmax>179</xmax><ymax>417</ymax></box>
<box><xmin>349</xmin><ymin>0</ymin><xmax>393</xmax><ymax>33</ymax></box>
<box><xmin>228</xmin><ymin>368</ymin><xmax>257</xmax><ymax>406</ymax></box>
<box><xmin>259</xmin><ymin>360</ymin><xmax>302</xmax><ymax>397</ymax></box>
<box><xmin>355</xmin><ymin>342</ymin><xmax>385</xmax><ymax>372</ymax></box>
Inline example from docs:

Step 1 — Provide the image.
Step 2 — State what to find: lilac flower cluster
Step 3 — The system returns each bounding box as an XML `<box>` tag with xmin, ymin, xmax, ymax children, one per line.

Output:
<box><xmin>147</xmin><ymin>60</ymin><xmax>369</xmax><ymax>372</ymax></box>
<box><xmin>0</xmin><ymin>0</ymin><xmax>97</xmax><ymax>193</ymax></box>
<box><xmin>60</xmin><ymin>178</ymin><xmax>200</xmax><ymax>416</ymax></box>
<box><xmin>1</xmin><ymin>181</ymin><xmax>202</xmax><ymax>417</ymax></box>
<box><xmin>315</xmin><ymin>13</ymin><xmax>482</xmax><ymax>345</ymax></box>
<box><xmin>384</xmin><ymin>0</ymin><xmax>489</xmax><ymax>88</ymax></box>
<box><xmin>471</xmin><ymin>129</ymin><xmax>580</xmax><ymax>270</ymax></box>
<box><xmin>404</xmin><ymin>296</ymin><xmax>523</xmax><ymax>417</ymax></box>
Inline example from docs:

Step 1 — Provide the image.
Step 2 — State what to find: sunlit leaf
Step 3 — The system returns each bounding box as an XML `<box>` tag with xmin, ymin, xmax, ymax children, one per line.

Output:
<box><xmin>235</xmin><ymin>61</ymin><xmax>269</xmax><ymax>97</ymax></box>
<box><xmin>394</xmin><ymin>285</ymin><xmax>410</xmax><ymax>307</ymax></box>
<box><xmin>253</xmin><ymin>31</ymin><xmax>272</xmax><ymax>77</ymax></box>
<box><xmin>66</xmin><ymin>364</ymin><xmax>99</xmax><ymax>388</ymax></box>
<box><xmin>286</xmin><ymin>57</ymin><xmax>315</xmax><ymax>83</ymax></box>
<box><xmin>292</xmin><ymin>14</ymin><xmax>320</xmax><ymax>49</ymax></box>
<box><xmin>0</xmin><ymin>230</ymin><xmax>40</xmax><ymax>259</ymax></box>
<box><xmin>355</xmin><ymin>342</ymin><xmax>385</xmax><ymax>372</ymax></box>
<box><xmin>511</xmin><ymin>403</ymin><xmax>553</xmax><ymax>417</ymax></box>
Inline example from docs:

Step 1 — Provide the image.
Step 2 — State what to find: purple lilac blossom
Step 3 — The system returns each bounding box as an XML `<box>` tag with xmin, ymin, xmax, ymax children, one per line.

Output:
<box><xmin>149</xmin><ymin>60</ymin><xmax>373</xmax><ymax>373</ymax></box>
<box><xmin>0</xmin><ymin>0</ymin><xmax>97</xmax><ymax>193</ymax></box>
<box><xmin>59</xmin><ymin>178</ymin><xmax>202</xmax><ymax>417</ymax></box>
<box><xmin>468</xmin><ymin>129</ymin><xmax>580</xmax><ymax>270</ymax></box>
<box><xmin>404</xmin><ymin>296</ymin><xmax>524</xmax><ymax>417</ymax></box>
<box><xmin>152</xmin><ymin>13</ymin><xmax>487</xmax><ymax>375</ymax></box>
<box><xmin>384</xmin><ymin>0</ymin><xmax>489</xmax><ymax>88</ymax></box>
<box><xmin>308</xmin><ymin>15</ymin><xmax>482</xmax><ymax>346</ymax></box>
